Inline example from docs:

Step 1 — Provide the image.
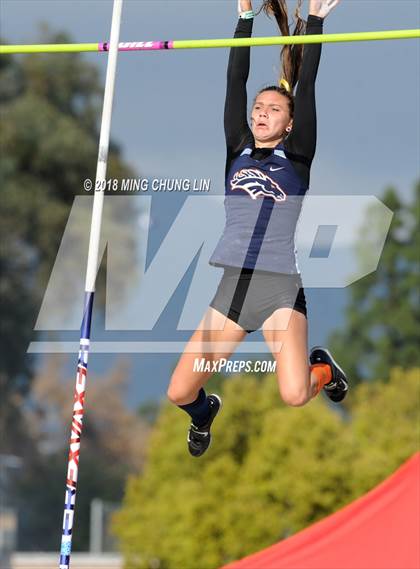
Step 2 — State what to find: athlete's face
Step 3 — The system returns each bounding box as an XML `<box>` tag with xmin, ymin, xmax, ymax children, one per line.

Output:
<box><xmin>251</xmin><ymin>91</ymin><xmax>293</xmax><ymax>147</ymax></box>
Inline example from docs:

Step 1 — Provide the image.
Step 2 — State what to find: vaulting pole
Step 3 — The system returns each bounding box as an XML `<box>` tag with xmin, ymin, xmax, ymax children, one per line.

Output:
<box><xmin>58</xmin><ymin>1</ymin><xmax>123</xmax><ymax>567</ymax></box>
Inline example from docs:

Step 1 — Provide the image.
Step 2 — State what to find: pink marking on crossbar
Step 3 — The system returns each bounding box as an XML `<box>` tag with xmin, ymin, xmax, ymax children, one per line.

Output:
<box><xmin>99</xmin><ymin>41</ymin><xmax>174</xmax><ymax>52</ymax></box>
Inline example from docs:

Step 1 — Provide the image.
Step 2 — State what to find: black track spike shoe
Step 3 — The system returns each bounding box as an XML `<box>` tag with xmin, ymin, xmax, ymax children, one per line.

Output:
<box><xmin>310</xmin><ymin>347</ymin><xmax>349</xmax><ymax>403</ymax></box>
<box><xmin>187</xmin><ymin>394</ymin><xmax>222</xmax><ymax>457</ymax></box>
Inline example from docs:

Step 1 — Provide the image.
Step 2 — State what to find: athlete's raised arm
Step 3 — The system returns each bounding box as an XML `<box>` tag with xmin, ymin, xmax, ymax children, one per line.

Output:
<box><xmin>224</xmin><ymin>0</ymin><xmax>255</xmax><ymax>169</ymax></box>
<box><xmin>287</xmin><ymin>0</ymin><xmax>340</xmax><ymax>164</ymax></box>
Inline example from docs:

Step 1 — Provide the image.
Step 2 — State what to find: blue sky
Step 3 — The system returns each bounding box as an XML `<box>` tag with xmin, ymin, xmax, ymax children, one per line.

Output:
<box><xmin>2</xmin><ymin>0</ymin><xmax>419</xmax><ymax>406</ymax></box>
<box><xmin>2</xmin><ymin>0</ymin><xmax>419</xmax><ymax>197</ymax></box>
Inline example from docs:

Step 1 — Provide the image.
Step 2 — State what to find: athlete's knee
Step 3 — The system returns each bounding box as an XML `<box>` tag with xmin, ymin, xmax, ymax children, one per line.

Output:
<box><xmin>167</xmin><ymin>383</ymin><xmax>196</xmax><ymax>406</ymax></box>
<box><xmin>279</xmin><ymin>384</ymin><xmax>310</xmax><ymax>407</ymax></box>
<box><xmin>281</xmin><ymin>392</ymin><xmax>309</xmax><ymax>407</ymax></box>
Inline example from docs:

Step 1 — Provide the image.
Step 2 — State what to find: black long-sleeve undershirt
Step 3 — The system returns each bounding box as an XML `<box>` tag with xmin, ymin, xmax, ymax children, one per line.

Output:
<box><xmin>224</xmin><ymin>15</ymin><xmax>324</xmax><ymax>188</ymax></box>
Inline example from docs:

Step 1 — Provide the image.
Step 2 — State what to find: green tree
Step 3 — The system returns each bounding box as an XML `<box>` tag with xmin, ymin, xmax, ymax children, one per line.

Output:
<box><xmin>16</xmin><ymin>356</ymin><xmax>150</xmax><ymax>551</ymax></box>
<box><xmin>346</xmin><ymin>367</ymin><xmax>420</xmax><ymax>498</ymax></box>
<box><xmin>0</xmin><ymin>28</ymin><xmax>141</xmax><ymax>551</ymax></box>
<box><xmin>0</xmin><ymin>30</ymin><xmax>137</xmax><ymax>455</ymax></box>
<box><xmin>328</xmin><ymin>182</ymin><xmax>420</xmax><ymax>385</ymax></box>
<box><xmin>114</xmin><ymin>369</ymin><xmax>419</xmax><ymax>569</ymax></box>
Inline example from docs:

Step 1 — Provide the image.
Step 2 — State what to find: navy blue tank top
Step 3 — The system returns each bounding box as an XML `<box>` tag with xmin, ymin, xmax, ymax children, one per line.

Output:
<box><xmin>209</xmin><ymin>143</ymin><xmax>308</xmax><ymax>274</ymax></box>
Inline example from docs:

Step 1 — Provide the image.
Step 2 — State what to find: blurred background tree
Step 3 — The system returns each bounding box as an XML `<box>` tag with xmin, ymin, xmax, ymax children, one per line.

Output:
<box><xmin>114</xmin><ymin>368</ymin><xmax>419</xmax><ymax>569</ymax></box>
<box><xmin>0</xmin><ymin>29</ymin><xmax>137</xmax><ymax>457</ymax></box>
<box><xmin>16</xmin><ymin>356</ymin><xmax>150</xmax><ymax>551</ymax></box>
<box><xmin>0</xmin><ymin>29</ymin><xmax>142</xmax><ymax>552</ymax></box>
<box><xmin>328</xmin><ymin>183</ymin><xmax>420</xmax><ymax>385</ymax></box>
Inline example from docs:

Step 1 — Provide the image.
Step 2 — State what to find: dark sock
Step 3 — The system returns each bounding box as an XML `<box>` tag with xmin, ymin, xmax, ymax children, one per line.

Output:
<box><xmin>178</xmin><ymin>388</ymin><xmax>211</xmax><ymax>427</ymax></box>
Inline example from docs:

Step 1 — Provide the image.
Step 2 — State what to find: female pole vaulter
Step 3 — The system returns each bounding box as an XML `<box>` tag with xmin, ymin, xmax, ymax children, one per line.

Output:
<box><xmin>167</xmin><ymin>0</ymin><xmax>348</xmax><ymax>457</ymax></box>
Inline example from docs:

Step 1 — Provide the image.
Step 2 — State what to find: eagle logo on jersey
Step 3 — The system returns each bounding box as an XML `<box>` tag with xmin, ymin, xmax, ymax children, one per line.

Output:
<box><xmin>231</xmin><ymin>168</ymin><xmax>286</xmax><ymax>203</ymax></box>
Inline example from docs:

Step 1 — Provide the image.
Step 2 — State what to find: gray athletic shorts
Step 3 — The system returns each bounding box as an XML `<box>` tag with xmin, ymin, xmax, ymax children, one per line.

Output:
<box><xmin>209</xmin><ymin>267</ymin><xmax>307</xmax><ymax>334</ymax></box>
